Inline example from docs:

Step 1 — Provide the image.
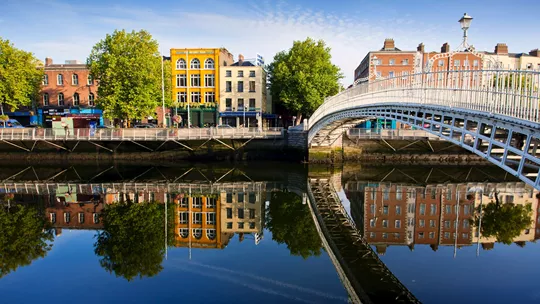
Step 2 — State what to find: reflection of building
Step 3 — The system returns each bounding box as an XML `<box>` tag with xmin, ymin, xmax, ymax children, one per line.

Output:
<box><xmin>220</xmin><ymin>188</ymin><xmax>264</xmax><ymax>244</ymax></box>
<box><xmin>45</xmin><ymin>195</ymin><xmax>104</xmax><ymax>235</ymax></box>
<box><xmin>358</xmin><ymin>183</ymin><xmax>539</xmax><ymax>255</ymax></box>
<box><xmin>104</xmin><ymin>190</ymin><xmax>168</xmax><ymax>204</ymax></box>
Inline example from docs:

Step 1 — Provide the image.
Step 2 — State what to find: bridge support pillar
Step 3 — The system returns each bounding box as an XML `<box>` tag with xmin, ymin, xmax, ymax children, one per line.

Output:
<box><xmin>309</xmin><ymin>133</ymin><xmax>344</xmax><ymax>164</ymax></box>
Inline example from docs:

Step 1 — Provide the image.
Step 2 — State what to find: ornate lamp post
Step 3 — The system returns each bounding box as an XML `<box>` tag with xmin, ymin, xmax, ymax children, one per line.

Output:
<box><xmin>458</xmin><ymin>13</ymin><xmax>473</xmax><ymax>49</ymax></box>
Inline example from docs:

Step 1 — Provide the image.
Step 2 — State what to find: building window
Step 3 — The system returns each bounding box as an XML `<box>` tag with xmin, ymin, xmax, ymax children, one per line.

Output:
<box><xmin>418</xmin><ymin>232</ymin><xmax>424</xmax><ymax>239</ymax></box>
<box><xmin>50</xmin><ymin>213</ymin><xmax>56</xmax><ymax>223</ymax></box>
<box><xmin>87</xmin><ymin>75</ymin><xmax>94</xmax><ymax>85</ymax></box>
<box><xmin>226</xmin><ymin>70</ymin><xmax>232</xmax><ymax>77</ymax></box>
<box><xmin>238</xmin><ymin>208</ymin><xmax>244</xmax><ymax>219</ymax></box>
<box><xmin>206</xmin><ymin>212</ymin><xmax>216</xmax><ymax>225</ymax></box>
<box><xmin>444</xmin><ymin>220</ymin><xmax>451</xmax><ymax>228</ymax></box>
<box><xmin>204</xmin><ymin>58</ymin><xmax>214</xmax><ymax>69</ymax></box>
<box><xmin>382</xmin><ymin>220</ymin><xmax>388</xmax><ymax>228</ymax></box>
<box><xmin>225</xmin><ymin>98</ymin><xmax>232</xmax><ymax>111</ymax></box>
<box><xmin>248</xmin><ymin>193</ymin><xmax>256</xmax><ymax>203</ymax></box>
<box><xmin>190</xmin><ymin>74</ymin><xmax>200</xmax><ymax>87</ymax></box>
<box><xmin>370</xmin><ymin>232</ymin><xmax>376</xmax><ymax>238</ymax></box>
<box><xmin>389</xmin><ymin>59</ymin><xmax>395</xmax><ymax>65</ymax></box>
<box><xmin>193</xmin><ymin>229</ymin><xmax>202</xmax><ymax>239</ymax></box>
<box><xmin>238</xmin><ymin>192</ymin><xmax>244</xmax><ymax>203</ymax></box>
<box><xmin>179</xmin><ymin>197</ymin><xmax>188</xmax><ymax>208</ymax></box>
<box><xmin>249</xmin><ymin>70</ymin><xmax>255</xmax><ymax>77</ymax></box>
<box><xmin>205</xmin><ymin>92</ymin><xmax>215</xmax><ymax>103</ymax></box>
<box><xmin>57</xmin><ymin>74</ymin><xmax>63</xmax><ymax>85</ymax></box>
<box><xmin>249</xmin><ymin>208</ymin><xmax>255</xmax><ymax>219</ymax></box>
<box><xmin>206</xmin><ymin>198</ymin><xmax>216</xmax><ymax>209</ymax></box>
<box><xmin>249</xmin><ymin>81</ymin><xmax>255</xmax><ymax>92</ymax></box>
<box><xmin>430</xmin><ymin>220</ymin><xmax>436</xmax><ymax>227</ymax></box>
<box><xmin>64</xmin><ymin>212</ymin><xmax>70</xmax><ymax>223</ymax></box>
<box><xmin>176</xmin><ymin>74</ymin><xmax>187</xmax><ymax>87</ymax></box>
<box><xmin>429</xmin><ymin>232</ymin><xmax>435</xmax><ymax>239</ymax></box>
<box><xmin>370</xmin><ymin>218</ymin><xmax>376</xmax><ymax>227</ymax></box>
<box><xmin>402</xmin><ymin>59</ymin><xmax>409</xmax><ymax>65</ymax></box>
<box><xmin>382</xmin><ymin>233</ymin><xmax>388</xmax><ymax>239</ymax></box>
<box><xmin>73</xmin><ymin>93</ymin><xmax>80</xmax><ymax>106</ymax></box>
<box><xmin>249</xmin><ymin>98</ymin><xmax>255</xmax><ymax>110</ymax></box>
<box><xmin>43</xmin><ymin>93</ymin><xmax>49</xmax><ymax>106</ymax></box>
<box><xmin>179</xmin><ymin>212</ymin><xmax>189</xmax><ymax>224</ymax></box>
<box><xmin>464</xmin><ymin>205</ymin><xmax>470</xmax><ymax>215</ymax></box>
<box><xmin>419</xmin><ymin>203</ymin><xmax>425</xmax><ymax>215</ymax></box>
<box><xmin>193</xmin><ymin>197</ymin><xmax>202</xmax><ymax>208</ymax></box>
<box><xmin>419</xmin><ymin>219</ymin><xmax>425</xmax><ymax>227</ymax></box>
<box><xmin>444</xmin><ymin>232</ymin><xmax>450</xmax><ymax>239</ymax></box>
<box><xmin>237</xmin><ymin>81</ymin><xmax>244</xmax><ymax>92</ymax></box>
<box><xmin>176</xmin><ymin>59</ymin><xmax>186</xmax><ymax>69</ymax></box>
<box><xmin>430</xmin><ymin>204</ymin><xmax>436</xmax><ymax>215</ymax></box>
<box><xmin>226</xmin><ymin>222</ymin><xmax>232</xmax><ymax>229</ymax></box>
<box><xmin>191</xmin><ymin>92</ymin><xmax>201</xmax><ymax>103</ymax></box>
<box><xmin>395</xmin><ymin>220</ymin><xmax>401</xmax><ymax>228</ymax></box>
<box><xmin>388</xmin><ymin>71</ymin><xmax>394</xmax><ymax>77</ymax></box>
<box><xmin>226</xmin><ymin>208</ymin><xmax>232</xmax><ymax>219</ymax></box>
<box><xmin>225</xmin><ymin>81</ymin><xmax>232</xmax><ymax>92</ymax></box>
<box><xmin>395</xmin><ymin>205</ymin><xmax>401</xmax><ymax>215</ymax></box>
<box><xmin>464</xmin><ymin>60</ymin><xmax>470</xmax><ymax>67</ymax></box>
<box><xmin>396</xmin><ymin>186</ymin><xmax>403</xmax><ymax>200</ymax></box>
<box><xmin>376</xmin><ymin>71</ymin><xmax>382</xmax><ymax>78</ymax></box>
<box><xmin>238</xmin><ymin>222</ymin><xmax>244</xmax><ymax>229</ymax></box>
<box><xmin>445</xmin><ymin>205</ymin><xmax>452</xmax><ymax>214</ymax></box>
<box><xmin>370</xmin><ymin>204</ymin><xmax>375</xmax><ymax>214</ymax></box>
<box><xmin>78</xmin><ymin>212</ymin><xmax>84</xmax><ymax>223</ymax></box>
<box><xmin>58</xmin><ymin>93</ymin><xmax>64</xmax><ymax>106</ymax></box>
<box><xmin>177</xmin><ymin>91</ymin><xmax>187</xmax><ymax>103</ymax></box>
<box><xmin>463</xmin><ymin>220</ymin><xmax>470</xmax><ymax>228</ymax></box>
<box><xmin>206</xmin><ymin>229</ymin><xmax>216</xmax><ymax>240</ymax></box>
<box><xmin>190</xmin><ymin>58</ymin><xmax>200</xmax><ymax>69</ymax></box>
<box><xmin>473</xmin><ymin>60</ymin><xmax>479</xmax><ymax>67</ymax></box>
<box><xmin>43</xmin><ymin>74</ymin><xmax>48</xmax><ymax>85</ymax></box>
<box><xmin>383</xmin><ymin>187</ymin><xmax>389</xmax><ymax>200</ymax></box>
<box><xmin>238</xmin><ymin>70</ymin><xmax>244</xmax><ymax>77</ymax></box>
<box><xmin>238</xmin><ymin>98</ymin><xmax>244</xmax><ymax>110</ymax></box>
<box><xmin>383</xmin><ymin>205</ymin><xmax>389</xmax><ymax>215</ymax></box>
<box><xmin>204</xmin><ymin>74</ymin><xmax>215</xmax><ymax>87</ymax></box>
<box><xmin>438</xmin><ymin>60</ymin><xmax>444</xmax><ymax>67</ymax></box>
<box><xmin>249</xmin><ymin>222</ymin><xmax>255</xmax><ymax>229</ymax></box>
<box><xmin>93</xmin><ymin>213</ymin><xmax>99</xmax><ymax>224</ymax></box>
<box><xmin>72</xmin><ymin>74</ymin><xmax>79</xmax><ymax>85</ymax></box>
<box><xmin>226</xmin><ymin>193</ymin><xmax>232</xmax><ymax>203</ymax></box>
<box><xmin>179</xmin><ymin>228</ymin><xmax>189</xmax><ymax>238</ymax></box>
<box><xmin>193</xmin><ymin>212</ymin><xmax>202</xmax><ymax>224</ymax></box>
<box><xmin>453</xmin><ymin>60</ymin><xmax>461</xmax><ymax>67</ymax></box>
<box><xmin>446</xmin><ymin>188</ymin><xmax>452</xmax><ymax>200</ymax></box>
<box><xmin>394</xmin><ymin>233</ymin><xmax>400</xmax><ymax>239</ymax></box>
<box><xmin>89</xmin><ymin>93</ymin><xmax>95</xmax><ymax>106</ymax></box>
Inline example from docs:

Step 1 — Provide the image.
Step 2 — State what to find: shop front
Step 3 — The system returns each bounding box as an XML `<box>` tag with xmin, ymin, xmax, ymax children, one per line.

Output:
<box><xmin>39</xmin><ymin>107</ymin><xmax>103</xmax><ymax>128</ymax></box>
<box><xmin>5</xmin><ymin>111</ymin><xmax>38</xmax><ymax>126</ymax></box>
<box><xmin>174</xmin><ymin>108</ymin><xmax>217</xmax><ymax>127</ymax></box>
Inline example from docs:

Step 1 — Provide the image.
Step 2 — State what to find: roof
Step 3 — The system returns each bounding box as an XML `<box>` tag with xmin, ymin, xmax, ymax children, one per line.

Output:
<box><xmin>44</xmin><ymin>64</ymin><xmax>89</xmax><ymax>70</ymax></box>
<box><xmin>231</xmin><ymin>61</ymin><xmax>255</xmax><ymax>66</ymax></box>
<box><xmin>379</xmin><ymin>47</ymin><xmax>402</xmax><ymax>51</ymax></box>
<box><xmin>483</xmin><ymin>52</ymin><xmax>535</xmax><ymax>58</ymax></box>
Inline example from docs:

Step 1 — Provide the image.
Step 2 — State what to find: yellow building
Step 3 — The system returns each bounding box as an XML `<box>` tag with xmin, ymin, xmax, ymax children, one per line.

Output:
<box><xmin>170</xmin><ymin>48</ymin><xmax>233</xmax><ymax>127</ymax></box>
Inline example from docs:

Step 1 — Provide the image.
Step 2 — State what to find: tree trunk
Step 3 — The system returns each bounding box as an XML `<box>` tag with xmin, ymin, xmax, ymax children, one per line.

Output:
<box><xmin>1</xmin><ymin>102</ymin><xmax>4</xmax><ymax>115</ymax></box>
<box><xmin>295</xmin><ymin>112</ymin><xmax>303</xmax><ymax>126</ymax></box>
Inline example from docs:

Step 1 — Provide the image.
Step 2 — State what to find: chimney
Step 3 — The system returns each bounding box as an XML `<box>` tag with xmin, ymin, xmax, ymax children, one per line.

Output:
<box><xmin>441</xmin><ymin>43</ymin><xmax>450</xmax><ymax>53</ymax></box>
<box><xmin>495</xmin><ymin>43</ymin><xmax>508</xmax><ymax>55</ymax></box>
<box><xmin>45</xmin><ymin>57</ymin><xmax>53</xmax><ymax>66</ymax></box>
<box><xmin>529</xmin><ymin>49</ymin><xmax>540</xmax><ymax>57</ymax></box>
<box><xmin>417</xmin><ymin>43</ymin><xmax>425</xmax><ymax>53</ymax></box>
<box><xmin>238</xmin><ymin>54</ymin><xmax>244</xmax><ymax>64</ymax></box>
<box><xmin>383</xmin><ymin>38</ymin><xmax>395</xmax><ymax>50</ymax></box>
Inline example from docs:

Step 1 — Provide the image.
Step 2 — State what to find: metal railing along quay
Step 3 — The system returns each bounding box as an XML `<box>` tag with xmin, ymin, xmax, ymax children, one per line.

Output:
<box><xmin>347</xmin><ymin>128</ymin><xmax>442</xmax><ymax>140</ymax></box>
<box><xmin>0</xmin><ymin>127</ymin><xmax>285</xmax><ymax>141</ymax></box>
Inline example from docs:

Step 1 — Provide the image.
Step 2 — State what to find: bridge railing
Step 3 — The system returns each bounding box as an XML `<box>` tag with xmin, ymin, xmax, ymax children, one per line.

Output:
<box><xmin>309</xmin><ymin>68</ymin><xmax>540</xmax><ymax>129</ymax></box>
<box><xmin>0</xmin><ymin>127</ymin><xmax>285</xmax><ymax>141</ymax></box>
<box><xmin>347</xmin><ymin>128</ymin><xmax>442</xmax><ymax>140</ymax></box>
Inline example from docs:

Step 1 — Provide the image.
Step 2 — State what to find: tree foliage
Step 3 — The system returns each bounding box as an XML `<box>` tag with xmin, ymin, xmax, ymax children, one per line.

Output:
<box><xmin>265</xmin><ymin>191</ymin><xmax>322</xmax><ymax>259</ymax></box>
<box><xmin>87</xmin><ymin>30</ymin><xmax>164</xmax><ymax>122</ymax></box>
<box><xmin>268</xmin><ymin>38</ymin><xmax>342</xmax><ymax>124</ymax></box>
<box><xmin>0</xmin><ymin>204</ymin><xmax>54</xmax><ymax>278</ymax></box>
<box><xmin>0</xmin><ymin>38</ymin><xmax>43</xmax><ymax>114</ymax></box>
<box><xmin>474</xmin><ymin>201</ymin><xmax>532</xmax><ymax>245</ymax></box>
<box><xmin>94</xmin><ymin>202</ymin><xmax>175</xmax><ymax>281</ymax></box>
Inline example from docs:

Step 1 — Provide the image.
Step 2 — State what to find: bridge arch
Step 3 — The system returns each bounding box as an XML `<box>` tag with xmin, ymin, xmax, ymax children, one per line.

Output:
<box><xmin>307</xmin><ymin>69</ymin><xmax>540</xmax><ymax>190</ymax></box>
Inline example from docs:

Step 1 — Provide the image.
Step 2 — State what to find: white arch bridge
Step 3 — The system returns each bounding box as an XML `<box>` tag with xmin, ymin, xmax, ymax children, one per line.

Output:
<box><xmin>307</xmin><ymin>68</ymin><xmax>540</xmax><ymax>190</ymax></box>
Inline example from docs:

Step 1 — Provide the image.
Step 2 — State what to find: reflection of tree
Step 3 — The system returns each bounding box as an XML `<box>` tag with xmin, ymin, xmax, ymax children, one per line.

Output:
<box><xmin>474</xmin><ymin>197</ymin><xmax>532</xmax><ymax>245</ymax></box>
<box><xmin>0</xmin><ymin>204</ymin><xmax>54</xmax><ymax>278</ymax></box>
<box><xmin>94</xmin><ymin>202</ymin><xmax>175</xmax><ymax>281</ymax></box>
<box><xmin>266</xmin><ymin>191</ymin><xmax>322</xmax><ymax>259</ymax></box>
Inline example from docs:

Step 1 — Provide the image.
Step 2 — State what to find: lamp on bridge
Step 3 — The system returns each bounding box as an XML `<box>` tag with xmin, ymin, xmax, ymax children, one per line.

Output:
<box><xmin>458</xmin><ymin>13</ymin><xmax>473</xmax><ymax>47</ymax></box>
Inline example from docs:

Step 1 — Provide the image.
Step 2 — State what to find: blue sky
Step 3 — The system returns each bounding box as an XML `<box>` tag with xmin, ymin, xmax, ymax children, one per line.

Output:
<box><xmin>1</xmin><ymin>0</ymin><xmax>539</xmax><ymax>84</ymax></box>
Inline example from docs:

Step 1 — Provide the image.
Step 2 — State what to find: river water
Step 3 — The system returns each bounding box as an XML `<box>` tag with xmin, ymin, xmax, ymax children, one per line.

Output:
<box><xmin>0</xmin><ymin>161</ymin><xmax>538</xmax><ymax>303</ymax></box>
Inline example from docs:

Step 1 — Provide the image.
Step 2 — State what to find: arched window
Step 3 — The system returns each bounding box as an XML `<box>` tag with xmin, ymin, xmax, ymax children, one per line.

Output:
<box><xmin>193</xmin><ymin>228</ymin><xmax>202</xmax><ymax>239</ymax></box>
<box><xmin>180</xmin><ymin>228</ymin><xmax>189</xmax><ymax>238</ymax></box>
<box><xmin>204</xmin><ymin>58</ymin><xmax>214</xmax><ymax>69</ymax></box>
<box><xmin>206</xmin><ymin>229</ymin><xmax>216</xmax><ymax>240</ymax></box>
<box><xmin>72</xmin><ymin>74</ymin><xmax>79</xmax><ymax>85</ymax></box>
<box><xmin>57</xmin><ymin>74</ymin><xmax>63</xmax><ymax>85</ymax></box>
<box><xmin>58</xmin><ymin>93</ymin><xmax>64</xmax><ymax>106</ymax></box>
<box><xmin>89</xmin><ymin>93</ymin><xmax>95</xmax><ymax>106</ymax></box>
<box><xmin>43</xmin><ymin>93</ymin><xmax>49</xmax><ymax>106</ymax></box>
<box><xmin>43</xmin><ymin>74</ymin><xmax>49</xmax><ymax>86</ymax></box>
<box><xmin>190</xmin><ymin>58</ymin><xmax>200</xmax><ymax>69</ymax></box>
<box><xmin>73</xmin><ymin>93</ymin><xmax>80</xmax><ymax>106</ymax></box>
<box><xmin>176</xmin><ymin>58</ymin><xmax>186</xmax><ymax>69</ymax></box>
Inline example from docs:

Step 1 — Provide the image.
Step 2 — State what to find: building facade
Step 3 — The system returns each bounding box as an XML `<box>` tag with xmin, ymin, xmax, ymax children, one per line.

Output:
<box><xmin>220</xmin><ymin>187</ymin><xmax>264</xmax><ymax>244</ymax></box>
<box><xmin>218</xmin><ymin>54</ymin><xmax>268</xmax><ymax>127</ymax></box>
<box><xmin>39</xmin><ymin>58</ymin><xmax>102</xmax><ymax>127</ymax></box>
<box><xmin>170</xmin><ymin>48</ymin><xmax>233</xmax><ymax>127</ymax></box>
<box><xmin>483</xmin><ymin>43</ymin><xmax>540</xmax><ymax>70</ymax></box>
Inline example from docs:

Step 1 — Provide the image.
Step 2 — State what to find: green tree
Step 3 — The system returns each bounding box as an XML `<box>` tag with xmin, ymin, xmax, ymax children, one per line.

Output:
<box><xmin>265</xmin><ymin>191</ymin><xmax>322</xmax><ymax>258</ymax></box>
<box><xmin>0</xmin><ymin>203</ymin><xmax>54</xmax><ymax>278</ymax></box>
<box><xmin>0</xmin><ymin>38</ymin><xmax>43</xmax><ymax>115</ymax></box>
<box><xmin>94</xmin><ymin>201</ymin><xmax>175</xmax><ymax>281</ymax></box>
<box><xmin>87</xmin><ymin>30</ymin><xmax>164</xmax><ymax>124</ymax></box>
<box><xmin>474</xmin><ymin>197</ymin><xmax>532</xmax><ymax>245</ymax></box>
<box><xmin>268</xmin><ymin>38</ymin><xmax>342</xmax><ymax>125</ymax></box>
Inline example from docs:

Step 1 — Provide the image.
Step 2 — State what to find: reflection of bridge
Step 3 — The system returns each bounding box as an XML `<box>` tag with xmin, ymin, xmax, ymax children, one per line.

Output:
<box><xmin>307</xmin><ymin>177</ymin><xmax>420</xmax><ymax>303</ymax></box>
<box><xmin>307</xmin><ymin>69</ymin><xmax>540</xmax><ymax>189</ymax></box>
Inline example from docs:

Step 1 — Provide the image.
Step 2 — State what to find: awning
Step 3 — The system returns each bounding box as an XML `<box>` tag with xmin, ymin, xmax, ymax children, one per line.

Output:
<box><xmin>219</xmin><ymin>111</ymin><xmax>260</xmax><ymax>117</ymax></box>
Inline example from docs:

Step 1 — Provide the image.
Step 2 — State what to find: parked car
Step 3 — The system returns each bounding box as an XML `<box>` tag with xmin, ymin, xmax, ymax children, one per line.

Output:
<box><xmin>133</xmin><ymin>123</ymin><xmax>157</xmax><ymax>128</ymax></box>
<box><xmin>217</xmin><ymin>124</ymin><xmax>233</xmax><ymax>129</ymax></box>
<box><xmin>0</xmin><ymin>119</ymin><xmax>24</xmax><ymax>128</ymax></box>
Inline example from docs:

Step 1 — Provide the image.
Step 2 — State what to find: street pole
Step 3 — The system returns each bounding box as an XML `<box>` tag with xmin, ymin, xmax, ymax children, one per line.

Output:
<box><xmin>161</xmin><ymin>52</ymin><xmax>166</xmax><ymax>128</ymax></box>
<box><xmin>186</xmin><ymin>49</ymin><xmax>190</xmax><ymax>129</ymax></box>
